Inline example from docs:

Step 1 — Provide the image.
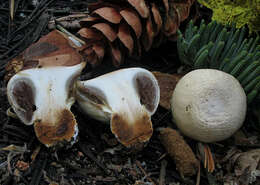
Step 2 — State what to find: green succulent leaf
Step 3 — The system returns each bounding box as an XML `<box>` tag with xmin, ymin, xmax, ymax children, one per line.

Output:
<box><xmin>177</xmin><ymin>20</ymin><xmax>260</xmax><ymax>104</ymax></box>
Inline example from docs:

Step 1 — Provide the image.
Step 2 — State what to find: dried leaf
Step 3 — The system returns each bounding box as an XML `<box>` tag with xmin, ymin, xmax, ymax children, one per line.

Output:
<box><xmin>152</xmin><ymin>71</ymin><xmax>182</xmax><ymax>110</ymax></box>
<box><xmin>230</xmin><ymin>149</ymin><xmax>260</xmax><ymax>184</ymax></box>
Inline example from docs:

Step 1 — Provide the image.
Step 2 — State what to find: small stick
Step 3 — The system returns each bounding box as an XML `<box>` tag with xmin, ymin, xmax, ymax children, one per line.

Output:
<box><xmin>204</xmin><ymin>145</ymin><xmax>208</xmax><ymax>169</ymax></box>
<box><xmin>56</xmin><ymin>24</ymin><xmax>86</xmax><ymax>46</ymax></box>
<box><xmin>159</xmin><ymin>160</ymin><xmax>167</xmax><ymax>185</ymax></box>
<box><xmin>49</xmin><ymin>13</ymin><xmax>88</xmax><ymax>23</ymax></box>
<box><xmin>195</xmin><ymin>163</ymin><xmax>201</xmax><ymax>185</ymax></box>
<box><xmin>48</xmin><ymin>14</ymin><xmax>88</xmax><ymax>30</ymax></box>
<box><xmin>78</xmin><ymin>143</ymin><xmax>109</xmax><ymax>175</ymax></box>
<box><xmin>135</xmin><ymin>160</ymin><xmax>156</xmax><ymax>185</ymax></box>
<box><xmin>10</xmin><ymin>0</ymin><xmax>15</xmax><ymax>20</ymax></box>
<box><xmin>31</xmin><ymin>145</ymin><xmax>41</xmax><ymax>162</ymax></box>
<box><xmin>157</xmin><ymin>153</ymin><xmax>167</xmax><ymax>161</ymax></box>
<box><xmin>7</xmin><ymin>153</ymin><xmax>15</xmax><ymax>174</ymax></box>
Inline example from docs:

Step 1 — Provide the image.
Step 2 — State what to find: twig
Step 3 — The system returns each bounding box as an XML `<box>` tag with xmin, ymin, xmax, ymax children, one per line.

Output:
<box><xmin>135</xmin><ymin>160</ymin><xmax>157</xmax><ymax>185</ymax></box>
<box><xmin>10</xmin><ymin>0</ymin><xmax>15</xmax><ymax>21</ymax></box>
<box><xmin>8</xmin><ymin>0</ymin><xmax>54</xmax><ymax>39</ymax></box>
<box><xmin>157</xmin><ymin>153</ymin><xmax>167</xmax><ymax>161</ymax></box>
<box><xmin>78</xmin><ymin>142</ymin><xmax>110</xmax><ymax>175</ymax></box>
<box><xmin>29</xmin><ymin>156</ymin><xmax>47</xmax><ymax>185</ymax></box>
<box><xmin>159</xmin><ymin>160</ymin><xmax>167</xmax><ymax>185</ymax></box>
<box><xmin>196</xmin><ymin>163</ymin><xmax>201</xmax><ymax>185</ymax></box>
<box><xmin>56</xmin><ymin>24</ymin><xmax>85</xmax><ymax>46</ymax></box>
<box><xmin>48</xmin><ymin>13</ymin><xmax>88</xmax><ymax>29</ymax></box>
<box><xmin>31</xmin><ymin>145</ymin><xmax>41</xmax><ymax>162</ymax></box>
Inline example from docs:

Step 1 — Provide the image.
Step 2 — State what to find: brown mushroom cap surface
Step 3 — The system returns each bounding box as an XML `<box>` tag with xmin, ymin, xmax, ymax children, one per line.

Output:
<box><xmin>5</xmin><ymin>30</ymin><xmax>83</xmax><ymax>82</ymax></box>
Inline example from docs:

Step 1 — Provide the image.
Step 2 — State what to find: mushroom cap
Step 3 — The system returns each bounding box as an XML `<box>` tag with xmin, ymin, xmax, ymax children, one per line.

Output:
<box><xmin>171</xmin><ymin>69</ymin><xmax>247</xmax><ymax>143</ymax></box>
<box><xmin>5</xmin><ymin>30</ymin><xmax>84</xmax><ymax>82</ymax></box>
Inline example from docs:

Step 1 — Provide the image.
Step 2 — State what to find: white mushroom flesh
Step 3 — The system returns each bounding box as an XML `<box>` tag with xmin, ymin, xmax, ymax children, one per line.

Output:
<box><xmin>171</xmin><ymin>69</ymin><xmax>247</xmax><ymax>143</ymax></box>
<box><xmin>7</xmin><ymin>62</ymin><xmax>85</xmax><ymax>147</ymax></box>
<box><xmin>76</xmin><ymin>67</ymin><xmax>160</xmax><ymax>147</ymax></box>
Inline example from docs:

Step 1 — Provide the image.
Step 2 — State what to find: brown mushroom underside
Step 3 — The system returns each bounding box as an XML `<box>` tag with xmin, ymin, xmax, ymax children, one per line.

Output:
<box><xmin>135</xmin><ymin>75</ymin><xmax>157</xmax><ymax>113</ymax></box>
<box><xmin>111</xmin><ymin>112</ymin><xmax>153</xmax><ymax>147</ymax></box>
<box><xmin>34</xmin><ymin>109</ymin><xmax>77</xmax><ymax>147</ymax></box>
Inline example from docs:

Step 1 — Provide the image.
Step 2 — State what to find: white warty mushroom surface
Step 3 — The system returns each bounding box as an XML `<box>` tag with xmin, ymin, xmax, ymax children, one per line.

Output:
<box><xmin>171</xmin><ymin>69</ymin><xmax>247</xmax><ymax>143</ymax></box>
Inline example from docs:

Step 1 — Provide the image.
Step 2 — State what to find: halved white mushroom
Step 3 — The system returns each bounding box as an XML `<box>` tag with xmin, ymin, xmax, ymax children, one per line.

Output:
<box><xmin>7</xmin><ymin>63</ymin><xmax>85</xmax><ymax>147</ymax></box>
<box><xmin>75</xmin><ymin>68</ymin><xmax>160</xmax><ymax>147</ymax></box>
<box><xmin>6</xmin><ymin>30</ymin><xmax>86</xmax><ymax>147</ymax></box>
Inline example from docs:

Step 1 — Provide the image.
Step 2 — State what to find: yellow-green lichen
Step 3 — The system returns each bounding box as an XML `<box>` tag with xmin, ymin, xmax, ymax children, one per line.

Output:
<box><xmin>198</xmin><ymin>0</ymin><xmax>260</xmax><ymax>33</ymax></box>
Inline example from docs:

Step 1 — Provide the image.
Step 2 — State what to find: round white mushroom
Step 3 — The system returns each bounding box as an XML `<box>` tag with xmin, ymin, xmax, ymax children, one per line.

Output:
<box><xmin>170</xmin><ymin>69</ymin><xmax>247</xmax><ymax>143</ymax></box>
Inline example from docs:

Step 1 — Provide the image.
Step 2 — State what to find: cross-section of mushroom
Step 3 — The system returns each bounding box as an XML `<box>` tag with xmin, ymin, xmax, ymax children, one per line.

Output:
<box><xmin>75</xmin><ymin>68</ymin><xmax>160</xmax><ymax>147</ymax></box>
<box><xmin>6</xmin><ymin>30</ymin><xmax>86</xmax><ymax>148</ymax></box>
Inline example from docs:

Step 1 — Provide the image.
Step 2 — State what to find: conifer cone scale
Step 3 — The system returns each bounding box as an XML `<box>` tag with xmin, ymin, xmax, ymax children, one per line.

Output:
<box><xmin>78</xmin><ymin>0</ymin><xmax>195</xmax><ymax>67</ymax></box>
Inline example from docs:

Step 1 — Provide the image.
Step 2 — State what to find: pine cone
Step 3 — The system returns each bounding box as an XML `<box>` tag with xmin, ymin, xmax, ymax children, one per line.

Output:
<box><xmin>78</xmin><ymin>0</ymin><xmax>195</xmax><ymax>67</ymax></box>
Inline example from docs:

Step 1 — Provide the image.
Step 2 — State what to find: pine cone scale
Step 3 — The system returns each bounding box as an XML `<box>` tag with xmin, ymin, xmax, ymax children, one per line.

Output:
<box><xmin>93</xmin><ymin>7</ymin><xmax>122</xmax><ymax>24</ymax></box>
<box><xmin>110</xmin><ymin>42</ymin><xmax>123</xmax><ymax>66</ymax></box>
<box><xmin>163</xmin><ymin>0</ymin><xmax>169</xmax><ymax>13</ymax></box>
<box><xmin>92</xmin><ymin>43</ymin><xmax>105</xmax><ymax>60</ymax></box>
<box><xmin>78</xmin><ymin>0</ymin><xmax>195</xmax><ymax>67</ymax></box>
<box><xmin>120</xmin><ymin>8</ymin><xmax>142</xmax><ymax>38</ymax></box>
<box><xmin>78</xmin><ymin>27</ymin><xmax>103</xmax><ymax>40</ymax></box>
<box><xmin>127</xmin><ymin>0</ymin><xmax>150</xmax><ymax>18</ymax></box>
<box><xmin>151</xmin><ymin>3</ymin><xmax>163</xmax><ymax>35</ymax></box>
<box><xmin>92</xmin><ymin>23</ymin><xmax>117</xmax><ymax>42</ymax></box>
<box><xmin>118</xmin><ymin>23</ymin><xmax>134</xmax><ymax>54</ymax></box>
<box><xmin>142</xmin><ymin>16</ymin><xmax>154</xmax><ymax>51</ymax></box>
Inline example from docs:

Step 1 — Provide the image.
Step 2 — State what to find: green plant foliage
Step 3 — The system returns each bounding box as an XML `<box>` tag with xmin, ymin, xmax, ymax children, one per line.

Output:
<box><xmin>198</xmin><ymin>0</ymin><xmax>260</xmax><ymax>33</ymax></box>
<box><xmin>177</xmin><ymin>20</ymin><xmax>260</xmax><ymax>104</ymax></box>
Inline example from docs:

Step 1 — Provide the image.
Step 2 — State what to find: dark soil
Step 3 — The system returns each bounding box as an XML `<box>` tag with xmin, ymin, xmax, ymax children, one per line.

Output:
<box><xmin>0</xmin><ymin>1</ymin><xmax>260</xmax><ymax>185</ymax></box>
